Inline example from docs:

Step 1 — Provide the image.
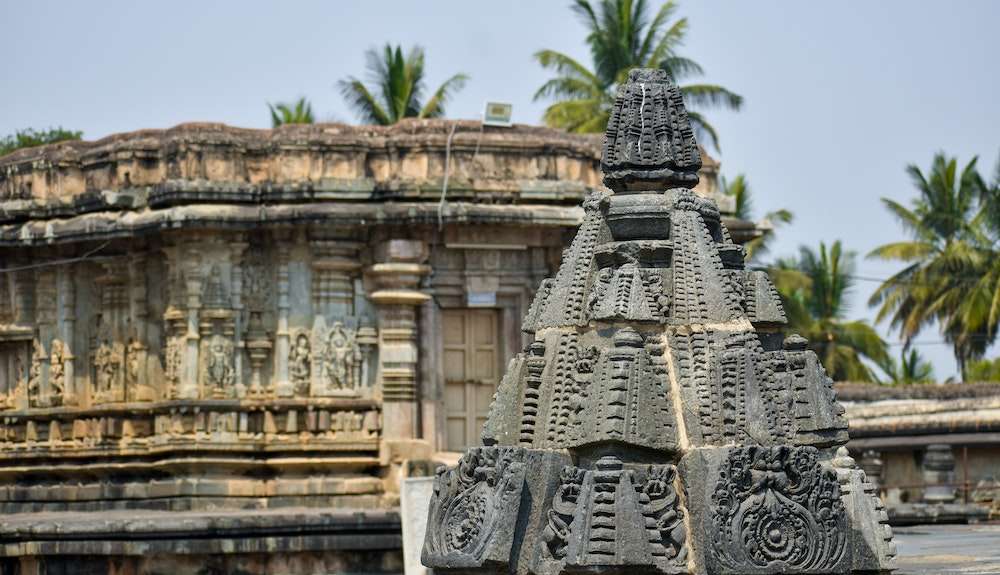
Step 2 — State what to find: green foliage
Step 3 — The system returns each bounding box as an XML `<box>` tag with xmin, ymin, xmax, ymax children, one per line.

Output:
<box><xmin>876</xmin><ymin>348</ymin><xmax>935</xmax><ymax>385</ymax></box>
<box><xmin>0</xmin><ymin>127</ymin><xmax>82</xmax><ymax>157</ymax></box>
<box><xmin>965</xmin><ymin>356</ymin><xmax>1000</xmax><ymax>382</ymax></box>
<box><xmin>868</xmin><ymin>153</ymin><xmax>1000</xmax><ymax>377</ymax></box>
<box><xmin>339</xmin><ymin>44</ymin><xmax>468</xmax><ymax>125</ymax></box>
<box><xmin>268</xmin><ymin>97</ymin><xmax>315</xmax><ymax>127</ymax></box>
<box><xmin>533</xmin><ymin>0</ymin><xmax>742</xmax><ymax>149</ymax></box>
<box><xmin>719</xmin><ymin>174</ymin><xmax>793</xmax><ymax>262</ymax></box>
<box><xmin>773</xmin><ymin>241</ymin><xmax>889</xmax><ymax>382</ymax></box>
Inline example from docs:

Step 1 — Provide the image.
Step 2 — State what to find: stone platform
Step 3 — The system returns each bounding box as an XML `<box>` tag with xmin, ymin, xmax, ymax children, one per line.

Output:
<box><xmin>893</xmin><ymin>523</ymin><xmax>1000</xmax><ymax>575</ymax></box>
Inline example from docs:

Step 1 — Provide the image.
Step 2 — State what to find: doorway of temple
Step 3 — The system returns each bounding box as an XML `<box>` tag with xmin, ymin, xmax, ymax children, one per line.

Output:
<box><xmin>442</xmin><ymin>308</ymin><xmax>500</xmax><ymax>451</ymax></box>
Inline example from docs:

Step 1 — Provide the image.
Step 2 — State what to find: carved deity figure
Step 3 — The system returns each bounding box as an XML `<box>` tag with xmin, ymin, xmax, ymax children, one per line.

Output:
<box><xmin>289</xmin><ymin>332</ymin><xmax>311</xmax><ymax>396</ymax></box>
<box><xmin>323</xmin><ymin>322</ymin><xmax>361</xmax><ymax>392</ymax></box>
<box><xmin>93</xmin><ymin>340</ymin><xmax>124</xmax><ymax>401</ymax></box>
<box><xmin>164</xmin><ymin>336</ymin><xmax>182</xmax><ymax>398</ymax></box>
<box><xmin>48</xmin><ymin>339</ymin><xmax>66</xmax><ymax>406</ymax></box>
<box><xmin>203</xmin><ymin>334</ymin><xmax>234</xmax><ymax>396</ymax></box>
<box><xmin>27</xmin><ymin>339</ymin><xmax>43</xmax><ymax>407</ymax></box>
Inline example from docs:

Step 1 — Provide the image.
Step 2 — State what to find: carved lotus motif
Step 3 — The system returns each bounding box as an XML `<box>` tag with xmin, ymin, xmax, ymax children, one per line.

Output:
<box><xmin>711</xmin><ymin>446</ymin><xmax>847</xmax><ymax>573</ymax></box>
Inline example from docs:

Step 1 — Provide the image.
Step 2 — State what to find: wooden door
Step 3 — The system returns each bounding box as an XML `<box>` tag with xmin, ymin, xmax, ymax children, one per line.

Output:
<box><xmin>442</xmin><ymin>309</ymin><xmax>500</xmax><ymax>451</ymax></box>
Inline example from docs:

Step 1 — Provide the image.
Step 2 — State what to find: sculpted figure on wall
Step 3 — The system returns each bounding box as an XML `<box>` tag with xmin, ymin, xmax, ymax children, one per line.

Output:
<box><xmin>125</xmin><ymin>339</ymin><xmax>153</xmax><ymax>402</ymax></box>
<box><xmin>48</xmin><ymin>339</ymin><xmax>66</xmax><ymax>407</ymax></box>
<box><xmin>202</xmin><ymin>334</ymin><xmax>235</xmax><ymax>398</ymax></box>
<box><xmin>164</xmin><ymin>336</ymin><xmax>183</xmax><ymax>399</ymax></box>
<box><xmin>323</xmin><ymin>322</ymin><xmax>361</xmax><ymax>393</ymax></box>
<box><xmin>26</xmin><ymin>339</ymin><xmax>42</xmax><ymax>408</ymax></box>
<box><xmin>93</xmin><ymin>337</ymin><xmax>125</xmax><ymax>404</ymax></box>
<box><xmin>289</xmin><ymin>331</ymin><xmax>311</xmax><ymax>396</ymax></box>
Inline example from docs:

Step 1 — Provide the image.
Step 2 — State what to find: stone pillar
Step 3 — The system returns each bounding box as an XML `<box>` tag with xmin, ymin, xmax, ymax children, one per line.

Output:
<box><xmin>273</xmin><ymin>240</ymin><xmax>292</xmax><ymax>397</ymax></box>
<box><xmin>229</xmin><ymin>238</ymin><xmax>248</xmax><ymax>389</ymax></box>
<box><xmin>922</xmin><ymin>443</ymin><xmax>957</xmax><ymax>504</ymax></box>
<box><xmin>13</xmin><ymin>265</ymin><xmax>35</xmax><ymax>327</ymax></box>
<box><xmin>180</xmin><ymin>247</ymin><xmax>203</xmax><ymax>399</ymax></box>
<box><xmin>859</xmin><ymin>449</ymin><xmax>884</xmax><ymax>494</ymax></box>
<box><xmin>34</xmin><ymin>268</ymin><xmax>57</xmax><ymax>407</ymax></box>
<box><xmin>367</xmin><ymin>240</ymin><xmax>430</xmax><ymax>441</ymax></box>
<box><xmin>128</xmin><ymin>254</ymin><xmax>152</xmax><ymax>402</ymax></box>
<box><xmin>57</xmin><ymin>264</ymin><xmax>77</xmax><ymax>406</ymax></box>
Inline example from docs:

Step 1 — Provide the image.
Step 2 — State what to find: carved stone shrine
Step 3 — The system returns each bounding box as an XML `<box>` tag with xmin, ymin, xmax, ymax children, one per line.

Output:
<box><xmin>422</xmin><ymin>69</ymin><xmax>896</xmax><ymax>575</ymax></box>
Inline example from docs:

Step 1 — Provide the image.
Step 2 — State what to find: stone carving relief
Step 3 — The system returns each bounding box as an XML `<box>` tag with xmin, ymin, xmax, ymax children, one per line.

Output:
<box><xmin>201</xmin><ymin>334</ymin><xmax>235</xmax><ymax>398</ymax></box>
<box><xmin>125</xmin><ymin>339</ymin><xmax>151</xmax><ymax>402</ymax></box>
<box><xmin>324</xmin><ymin>322</ymin><xmax>361</xmax><ymax>392</ymax></box>
<box><xmin>289</xmin><ymin>330</ymin><xmax>311</xmax><ymax>396</ymax></box>
<box><xmin>92</xmin><ymin>336</ymin><xmax>125</xmax><ymax>404</ymax></box>
<box><xmin>26</xmin><ymin>339</ymin><xmax>67</xmax><ymax>408</ymax></box>
<box><xmin>311</xmin><ymin>320</ymin><xmax>366</xmax><ymax>396</ymax></box>
<box><xmin>202</xmin><ymin>265</ymin><xmax>229</xmax><ymax>309</ymax></box>
<box><xmin>164</xmin><ymin>335</ymin><xmax>183</xmax><ymax>399</ymax></box>
<box><xmin>242</xmin><ymin>246</ymin><xmax>274</xmax><ymax>323</ymax></box>
<box><xmin>0</xmin><ymin>341</ymin><xmax>31</xmax><ymax>409</ymax></box>
<box><xmin>422</xmin><ymin>446</ymin><xmax>526</xmax><ymax>568</ymax></box>
<box><xmin>601</xmin><ymin>68</ymin><xmax>701</xmax><ymax>192</ymax></box>
<box><xmin>709</xmin><ymin>446</ymin><xmax>847</xmax><ymax>573</ymax></box>
<box><xmin>539</xmin><ymin>456</ymin><xmax>687</xmax><ymax>574</ymax></box>
<box><xmin>26</xmin><ymin>339</ymin><xmax>42</xmax><ymax>408</ymax></box>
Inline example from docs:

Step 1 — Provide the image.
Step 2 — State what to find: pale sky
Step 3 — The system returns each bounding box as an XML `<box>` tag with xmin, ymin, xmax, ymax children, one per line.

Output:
<box><xmin>3</xmin><ymin>0</ymin><xmax>998</xmax><ymax>379</ymax></box>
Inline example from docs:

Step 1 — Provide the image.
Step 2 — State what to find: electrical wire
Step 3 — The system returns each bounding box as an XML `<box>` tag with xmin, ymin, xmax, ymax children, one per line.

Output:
<box><xmin>437</xmin><ymin>122</ymin><xmax>458</xmax><ymax>231</ymax></box>
<box><xmin>0</xmin><ymin>241</ymin><xmax>111</xmax><ymax>274</ymax></box>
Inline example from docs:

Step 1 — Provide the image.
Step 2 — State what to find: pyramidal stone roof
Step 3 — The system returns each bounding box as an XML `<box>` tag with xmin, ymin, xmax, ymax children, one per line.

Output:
<box><xmin>422</xmin><ymin>69</ymin><xmax>896</xmax><ymax>575</ymax></box>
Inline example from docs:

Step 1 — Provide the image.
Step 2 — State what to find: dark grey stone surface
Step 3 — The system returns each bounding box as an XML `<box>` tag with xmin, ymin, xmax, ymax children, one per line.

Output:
<box><xmin>423</xmin><ymin>68</ymin><xmax>895</xmax><ymax>575</ymax></box>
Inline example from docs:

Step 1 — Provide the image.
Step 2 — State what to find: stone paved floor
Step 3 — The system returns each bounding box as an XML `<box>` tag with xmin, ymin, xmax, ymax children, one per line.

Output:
<box><xmin>895</xmin><ymin>523</ymin><xmax>1000</xmax><ymax>574</ymax></box>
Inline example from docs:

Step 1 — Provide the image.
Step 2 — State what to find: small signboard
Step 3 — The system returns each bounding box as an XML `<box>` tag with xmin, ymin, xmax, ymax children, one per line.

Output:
<box><xmin>483</xmin><ymin>102</ymin><xmax>513</xmax><ymax>127</ymax></box>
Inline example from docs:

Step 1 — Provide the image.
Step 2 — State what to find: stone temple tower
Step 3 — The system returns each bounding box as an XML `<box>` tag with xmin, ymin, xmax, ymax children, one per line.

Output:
<box><xmin>422</xmin><ymin>69</ymin><xmax>896</xmax><ymax>575</ymax></box>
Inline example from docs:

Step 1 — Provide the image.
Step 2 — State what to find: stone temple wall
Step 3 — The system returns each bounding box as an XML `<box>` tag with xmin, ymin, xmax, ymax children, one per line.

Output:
<box><xmin>0</xmin><ymin>120</ymin><xmax>740</xmax><ymax>574</ymax></box>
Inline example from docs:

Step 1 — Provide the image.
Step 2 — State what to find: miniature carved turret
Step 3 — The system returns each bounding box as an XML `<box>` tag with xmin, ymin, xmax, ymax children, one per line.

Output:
<box><xmin>423</xmin><ymin>69</ymin><xmax>895</xmax><ymax>575</ymax></box>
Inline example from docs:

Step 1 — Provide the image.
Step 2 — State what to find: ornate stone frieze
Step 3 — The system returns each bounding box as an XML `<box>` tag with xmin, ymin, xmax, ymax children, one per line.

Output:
<box><xmin>707</xmin><ymin>446</ymin><xmax>848</xmax><ymax>574</ymax></box>
<box><xmin>422</xmin><ymin>446</ymin><xmax>527</xmax><ymax>569</ymax></box>
<box><xmin>539</xmin><ymin>457</ymin><xmax>688</xmax><ymax>575</ymax></box>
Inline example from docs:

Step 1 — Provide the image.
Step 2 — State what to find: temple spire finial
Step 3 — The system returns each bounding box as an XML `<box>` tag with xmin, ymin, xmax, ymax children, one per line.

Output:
<box><xmin>601</xmin><ymin>68</ymin><xmax>702</xmax><ymax>192</ymax></box>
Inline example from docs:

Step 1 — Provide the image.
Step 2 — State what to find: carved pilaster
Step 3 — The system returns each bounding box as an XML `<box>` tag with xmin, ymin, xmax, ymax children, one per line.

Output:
<box><xmin>367</xmin><ymin>240</ymin><xmax>430</xmax><ymax>440</ymax></box>
<box><xmin>274</xmin><ymin>240</ymin><xmax>292</xmax><ymax>397</ymax></box>
<box><xmin>57</xmin><ymin>263</ymin><xmax>77</xmax><ymax>406</ymax></box>
<box><xmin>127</xmin><ymin>254</ymin><xmax>152</xmax><ymax>402</ymax></box>
<box><xmin>230</xmin><ymin>239</ymin><xmax>248</xmax><ymax>392</ymax></box>
<box><xmin>180</xmin><ymin>246</ymin><xmax>203</xmax><ymax>399</ymax></box>
<box><xmin>31</xmin><ymin>269</ymin><xmax>57</xmax><ymax>408</ymax></box>
<box><xmin>13</xmin><ymin>265</ymin><xmax>35</xmax><ymax>327</ymax></box>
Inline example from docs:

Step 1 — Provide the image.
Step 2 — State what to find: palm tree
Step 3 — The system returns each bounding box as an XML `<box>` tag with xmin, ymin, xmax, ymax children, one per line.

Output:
<box><xmin>876</xmin><ymin>348</ymin><xmax>935</xmax><ymax>385</ymax></box>
<box><xmin>719</xmin><ymin>174</ymin><xmax>793</xmax><ymax>262</ymax></box>
<box><xmin>339</xmin><ymin>44</ymin><xmax>468</xmax><ymax>125</ymax></box>
<box><xmin>868</xmin><ymin>153</ymin><xmax>997</xmax><ymax>376</ymax></box>
<box><xmin>772</xmin><ymin>241</ymin><xmax>889</xmax><ymax>382</ymax></box>
<box><xmin>268</xmin><ymin>98</ymin><xmax>315</xmax><ymax>127</ymax></box>
<box><xmin>965</xmin><ymin>356</ymin><xmax>1000</xmax><ymax>382</ymax></box>
<box><xmin>533</xmin><ymin>0</ymin><xmax>742</xmax><ymax>150</ymax></box>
